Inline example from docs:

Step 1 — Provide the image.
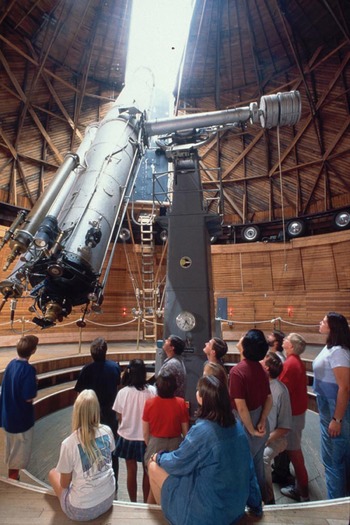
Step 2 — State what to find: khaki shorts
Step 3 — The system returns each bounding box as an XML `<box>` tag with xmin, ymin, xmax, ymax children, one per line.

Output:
<box><xmin>5</xmin><ymin>427</ymin><xmax>34</xmax><ymax>469</ymax></box>
<box><xmin>287</xmin><ymin>413</ymin><xmax>305</xmax><ymax>451</ymax></box>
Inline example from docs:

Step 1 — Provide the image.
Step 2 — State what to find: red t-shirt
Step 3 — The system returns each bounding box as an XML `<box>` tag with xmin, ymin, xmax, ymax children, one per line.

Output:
<box><xmin>229</xmin><ymin>359</ymin><xmax>270</xmax><ymax>411</ymax></box>
<box><xmin>279</xmin><ymin>354</ymin><xmax>308</xmax><ymax>416</ymax></box>
<box><xmin>142</xmin><ymin>396</ymin><xmax>189</xmax><ymax>438</ymax></box>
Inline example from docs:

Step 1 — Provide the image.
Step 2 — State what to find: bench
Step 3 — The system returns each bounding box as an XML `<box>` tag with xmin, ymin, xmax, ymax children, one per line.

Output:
<box><xmin>1</xmin><ymin>477</ymin><xmax>349</xmax><ymax>525</ymax></box>
<box><xmin>36</xmin><ymin>360</ymin><xmax>155</xmax><ymax>389</ymax></box>
<box><xmin>0</xmin><ymin>350</ymin><xmax>156</xmax><ymax>378</ymax></box>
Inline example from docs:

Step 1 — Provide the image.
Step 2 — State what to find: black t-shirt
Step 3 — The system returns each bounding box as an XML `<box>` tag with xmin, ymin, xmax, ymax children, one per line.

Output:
<box><xmin>75</xmin><ymin>360</ymin><xmax>121</xmax><ymax>409</ymax></box>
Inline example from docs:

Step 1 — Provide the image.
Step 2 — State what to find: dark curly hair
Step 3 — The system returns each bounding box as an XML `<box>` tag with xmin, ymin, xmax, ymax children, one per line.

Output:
<box><xmin>242</xmin><ymin>329</ymin><xmax>268</xmax><ymax>361</ymax></box>
<box><xmin>326</xmin><ymin>312</ymin><xmax>350</xmax><ymax>350</ymax></box>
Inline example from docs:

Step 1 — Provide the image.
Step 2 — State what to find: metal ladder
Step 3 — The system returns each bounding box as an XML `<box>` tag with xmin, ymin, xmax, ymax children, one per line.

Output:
<box><xmin>140</xmin><ymin>213</ymin><xmax>157</xmax><ymax>342</ymax></box>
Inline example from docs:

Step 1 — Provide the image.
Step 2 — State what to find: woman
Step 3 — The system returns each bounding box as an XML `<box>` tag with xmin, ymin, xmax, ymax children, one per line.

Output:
<box><xmin>314</xmin><ymin>312</ymin><xmax>350</xmax><ymax>498</ymax></box>
<box><xmin>229</xmin><ymin>329</ymin><xmax>272</xmax><ymax>503</ymax></box>
<box><xmin>48</xmin><ymin>390</ymin><xmax>116</xmax><ymax>521</ymax></box>
<box><xmin>143</xmin><ymin>371</ymin><xmax>189</xmax><ymax>503</ymax></box>
<box><xmin>112</xmin><ymin>358</ymin><xmax>156</xmax><ymax>502</ymax></box>
<box><xmin>148</xmin><ymin>375</ymin><xmax>262</xmax><ymax>525</ymax></box>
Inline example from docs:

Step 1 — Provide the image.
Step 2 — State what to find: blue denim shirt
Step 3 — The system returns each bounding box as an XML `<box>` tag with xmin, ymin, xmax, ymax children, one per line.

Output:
<box><xmin>158</xmin><ymin>418</ymin><xmax>261</xmax><ymax>525</ymax></box>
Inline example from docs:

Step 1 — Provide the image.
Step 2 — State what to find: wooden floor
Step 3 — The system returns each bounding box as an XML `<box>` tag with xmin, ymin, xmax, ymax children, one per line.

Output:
<box><xmin>24</xmin><ymin>405</ymin><xmax>328</xmax><ymax>504</ymax></box>
<box><xmin>0</xmin><ymin>342</ymin><xmax>349</xmax><ymax>524</ymax></box>
<box><xmin>1</xmin><ymin>477</ymin><xmax>349</xmax><ymax>525</ymax></box>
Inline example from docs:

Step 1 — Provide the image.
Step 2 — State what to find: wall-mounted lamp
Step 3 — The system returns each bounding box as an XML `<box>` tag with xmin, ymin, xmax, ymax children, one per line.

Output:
<box><xmin>241</xmin><ymin>225</ymin><xmax>261</xmax><ymax>242</ymax></box>
<box><xmin>333</xmin><ymin>209</ymin><xmax>350</xmax><ymax>230</ymax></box>
<box><xmin>285</xmin><ymin>219</ymin><xmax>306</xmax><ymax>239</ymax></box>
<box><xmin>119</xmin><ymin>228</ymin><xmax>131</xmax><ymax>241</ymax></box>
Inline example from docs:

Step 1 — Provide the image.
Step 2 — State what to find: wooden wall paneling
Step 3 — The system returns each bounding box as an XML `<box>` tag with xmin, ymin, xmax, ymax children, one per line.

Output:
<box><xmin>301</xmin><ymin>245</ymin><xmax>339</xmax><ymax>291</ymax></box>
<box><xmin>0</xmin><ymin>230</ymin><xmax>349</xmax><ymax>344</ymax></box>
<box><xmin>306</xmin><ymin>291</ymin><xmax>350</xmax><ymax>321</ymax></box>
<box><xmin>274</xmin><ymin>292</ymin><xmax>308</xmax><ymax>322</ymax></box>
<box><xmin>211</xmin><ymin>252</ymin><xmax>243</xmax><ymax>291</ymax></box>
<box><xmin>250</xmin><ymin>294</ymin><xmax>275</xmax><ymax>324</ymax></box>
<box><xmin>241</xmin><ymin>252</ymin><xmax>273</xmax><ymax>291</ymax></box>
<box><xmin>332</xmin><ymin>242</ymin><xmax>350</xmax><ymax>289</ymax></box>
<box><xmin>213</xmin><ymin>291</ymin><xmax>275</xmax><ymax>330</ymax></box>
<box><xmin>270</xmin><ymin>248</ymin><xmax>306</xmax><ymax>292</ymax></box>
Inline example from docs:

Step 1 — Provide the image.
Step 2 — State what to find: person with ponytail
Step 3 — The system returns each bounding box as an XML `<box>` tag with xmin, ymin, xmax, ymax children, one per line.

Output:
<box><xmin>48</xmin><ymin>389</ymin><xmax>116</xmax><ymax>521</ymax></box>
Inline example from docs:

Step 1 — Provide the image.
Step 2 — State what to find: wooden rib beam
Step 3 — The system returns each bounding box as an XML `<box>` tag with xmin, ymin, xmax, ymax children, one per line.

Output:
<box><xmin>0</xmin><ymin>127</ymin><xmax>34</xmax><ymax>205</ymax></box>
<box><xmin>0</xmin><ymin>49</ymin><xmax>63</xmax><ymax>164</ymax></box>
<box><xmin>199</xmin><ymin>159</ymin><xmax>244</xmax><ymax>218</ymax></box>
<box><xmin>25</xmin><ymin>40</ymin><xmax>84</xmax><ymax>141</ymax></box>
<box><xmin>0</xmin><ymin>34</ymin><xmax>116</xmax><ymax>102</ymax></box>
<box><xmin>0</xmin><ymin>143</ymin><xmax>59</xmax><ymax>169</ymax></box>
<box><xmin>302</xmin><ymin>115</ymin><xmax>350</xmax><ymax>213</ymax></box>
<box><xmin>267</xmin><ymin>52</ymin><xmax>350</xmax><ymax>178</ymax></box>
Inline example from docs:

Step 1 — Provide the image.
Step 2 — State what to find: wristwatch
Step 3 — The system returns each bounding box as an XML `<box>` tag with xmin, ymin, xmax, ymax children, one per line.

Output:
<box><xmin>332</xmin><ymin>417</ymin><xmax>342</xmax><ymax>423</ymax></box>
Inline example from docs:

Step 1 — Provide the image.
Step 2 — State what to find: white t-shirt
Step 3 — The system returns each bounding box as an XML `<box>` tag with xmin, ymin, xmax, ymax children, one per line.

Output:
<box><xmin>112</xmin><ymin>385</ymin><xmax>156</xmax><ymax>440</ymax></box>
<box><xmin>56</xmin><ymin>424</ymin><xmax>115</xmax><ymax>508</ymax></box>
<box><xmin>313</xmin><ymin>344</ymin><xmax>350</xmax><ymax>399</ymax></box>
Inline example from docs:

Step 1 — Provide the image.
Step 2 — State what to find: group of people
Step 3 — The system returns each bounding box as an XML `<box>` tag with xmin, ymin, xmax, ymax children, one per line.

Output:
<box><xmin>0</xmin><ymin>311</ymin><xmax>348</xmax><ymax>524</ymax></box>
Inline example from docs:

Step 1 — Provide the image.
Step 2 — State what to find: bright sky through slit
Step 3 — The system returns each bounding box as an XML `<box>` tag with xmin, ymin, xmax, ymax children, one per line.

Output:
<box><xmin>125</xmin><ymin>0</ymin><xmax>194</xmax><ymax>95</ymax></box>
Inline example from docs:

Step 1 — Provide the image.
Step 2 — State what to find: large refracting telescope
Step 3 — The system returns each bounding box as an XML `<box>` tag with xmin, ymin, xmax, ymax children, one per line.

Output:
<box><xmin>0</xmin><ymin>80</ymin><xmax>301</xmax><ymax>341</ymax></box>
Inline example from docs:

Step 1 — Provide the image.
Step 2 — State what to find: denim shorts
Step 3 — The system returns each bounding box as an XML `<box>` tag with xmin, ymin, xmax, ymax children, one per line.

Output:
<box><xmin>60</xmin><ymin>488</ymin><xmax>114</xmax><ymax>521</ymax></box>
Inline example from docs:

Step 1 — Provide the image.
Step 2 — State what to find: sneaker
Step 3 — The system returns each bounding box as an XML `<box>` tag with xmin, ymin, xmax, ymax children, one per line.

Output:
<box><xmin>280</xmin><ymin>485</ymin><xmax>301</xmax><ymax>501</ymax></box>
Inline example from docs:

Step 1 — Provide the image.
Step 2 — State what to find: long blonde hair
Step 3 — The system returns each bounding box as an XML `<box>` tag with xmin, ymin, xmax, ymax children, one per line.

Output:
<box><xmin>72</xmin><ymin>389</ymin><xmax>102</xmax><ymax>465</ymax></box>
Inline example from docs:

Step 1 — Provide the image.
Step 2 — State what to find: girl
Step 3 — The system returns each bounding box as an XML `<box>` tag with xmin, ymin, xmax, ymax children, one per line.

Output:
<box><xmin>112</xmin><ymin>359</ymin><xmax>156</xmax><ymax>502</ymax></box>
<box><xmin>48</xmin><ymin>389</ymin><xmax>115</xmax><ymax>521</ymax></box>
<box><xmin>143</xmin><ymin>371</ymin><xmax>189</xmax><ymax>502</ymax></box>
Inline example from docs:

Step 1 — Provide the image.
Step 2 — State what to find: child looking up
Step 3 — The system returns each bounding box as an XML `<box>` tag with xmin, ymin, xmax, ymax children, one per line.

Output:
<box><xmin>143</xmin><ymin>371</ymin><xmax>189</xmax><ymax>503</ymax></box>
<box><xmin>112</xmin><ymin>359</ymin><xmax>156</xmax><ymax>502</ymax></box>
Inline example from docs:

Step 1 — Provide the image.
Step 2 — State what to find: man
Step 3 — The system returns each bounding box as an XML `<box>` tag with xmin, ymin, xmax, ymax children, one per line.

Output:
<box><xmin>203</xmin><ymin>337</ymin><xmax>228</xmax><ymax>365</ymax></box>
<box><xmin>75</xmin><ymin>337</ymin><xmax>121</xmax><ymax>486</ymax></box>
<box><xmin>262</xmin><ymin>351</ymin><xmax>292</xmax><ymax>505</ymax></box>
<box><xmin>0</xmin><ymin>335</ymin><xmax>38</xmax><ymax>480</ymax></box>
<box><xmin>279</xmin><ymin>333</ymin><xmax>309</xmax><ymax>502</ymax></box>
<box><xmin>267</xmin><ymin>330</ymin><xmax>286</xmax><ymax>362</ymax></box>
<box><xmin>157</xmin><ymin>335</ymin><xmax>186</xmax><ymax>398</ymax></box>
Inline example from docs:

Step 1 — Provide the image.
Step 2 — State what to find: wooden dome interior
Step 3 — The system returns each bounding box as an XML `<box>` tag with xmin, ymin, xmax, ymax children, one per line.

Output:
<box><xmin>0</xmin><ymin>0</ymin><xmax>349</xmax><ymax>242</ymax></box>
<box><xmin>0</xmin><ymin>1</ymin><xmax>349</xmax><ymax>342</ymax></box>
